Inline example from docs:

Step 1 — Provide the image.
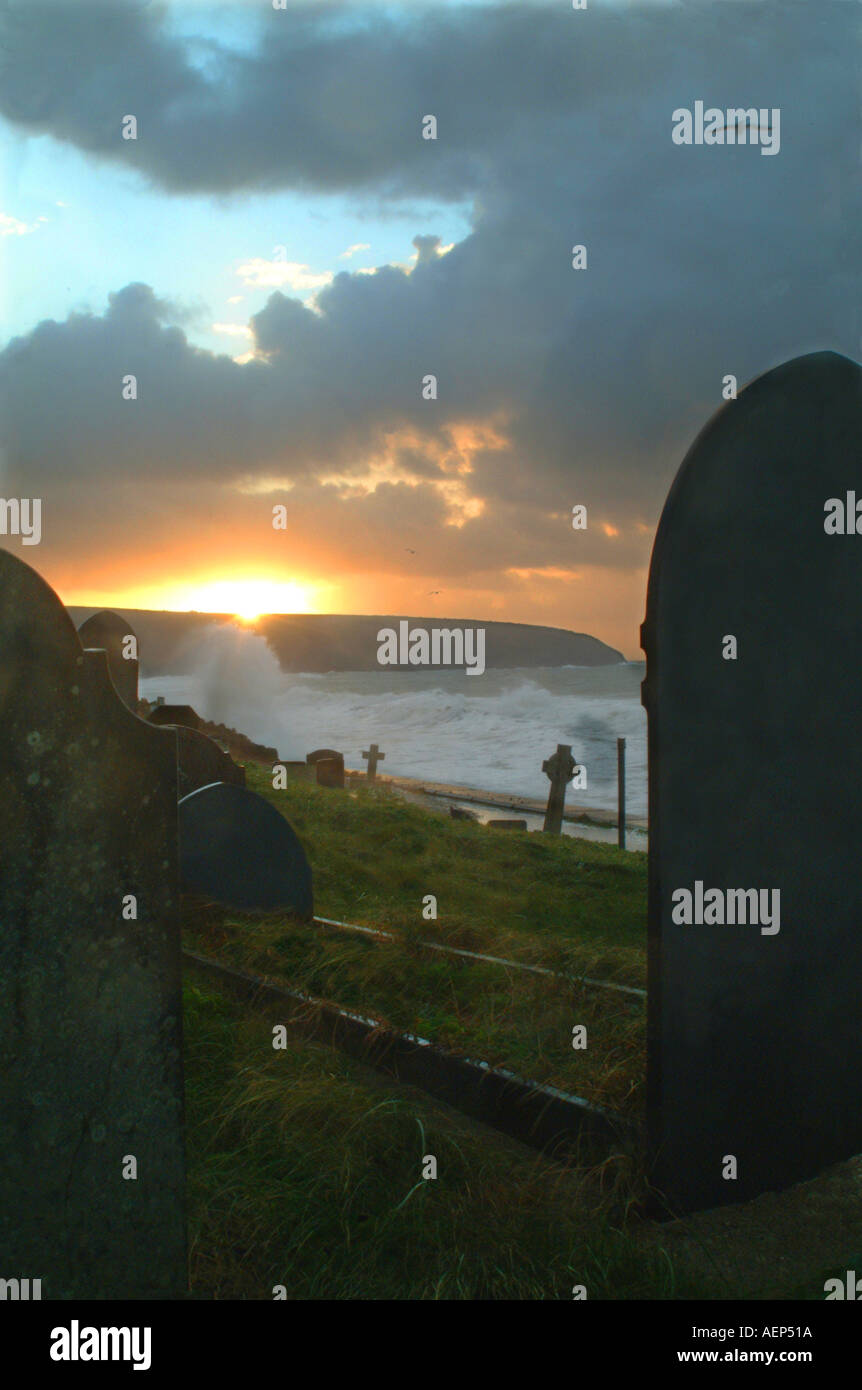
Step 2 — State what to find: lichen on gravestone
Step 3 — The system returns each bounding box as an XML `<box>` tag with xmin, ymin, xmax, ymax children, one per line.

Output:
<box><xmin>0</xmin><ymin>552</ymin><xmax>186</xmax><ymax>1298</ymax></box>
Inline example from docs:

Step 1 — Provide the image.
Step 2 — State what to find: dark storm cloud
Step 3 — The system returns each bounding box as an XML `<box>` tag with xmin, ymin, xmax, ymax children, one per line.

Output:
<box><xmin>0</xmin><ymin>0</ymin><xmax>652</xmax><ymax>198</ymax></box>
<box><xmin>0</xmin><ymin>0</ymin><xmax>859</xmax><ymax>580</ymax></box>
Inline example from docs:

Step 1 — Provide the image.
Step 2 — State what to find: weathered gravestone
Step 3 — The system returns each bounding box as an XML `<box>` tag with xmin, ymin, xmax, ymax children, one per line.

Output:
<box><xmin>641</xmin><ymin>350</ymin><xmax>862</xmax><ymax>1213</ymax></box>
<box><xmin>149</xmin><ymin>703</ymin><xmax>201</xmax><ymax>731</ymax></box>
<box><xmin>307</xmin><ymin>747</ymin><xmax>345</xmax><ymax>789</ymax></box>
<box><xmin>77</xmin><ymin>609</ymin><xmax>139</xmax><ymax>711</ymax></box>
<box><xmin>316</xmin><ymin>757</ymin><xmax>345</xmax><ymax>789</ymax></box>
<box><xmin>174</xmin><ymin>725</ymin><xmax>245</xmax><ymax>799</ymax></box>
<box><xmin>178</xmin><ymin>781</ymin><xmax>314</xmax><ymax>918</ymax></box>
<box><xmin>0</xmin><ymin>552</ymin><xmax>186</xmax><ymax>1298</ymax></box>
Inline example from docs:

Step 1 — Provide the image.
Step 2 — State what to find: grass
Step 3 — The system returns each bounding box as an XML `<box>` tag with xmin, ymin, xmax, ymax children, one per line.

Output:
<box><xmin>183</xmin><ymin>981</ymin><xmax>703</xmax><ymax>1300</ymax></box>
<box><xmin>182</xmin><ymin>764</ymin><xmax>648</xmax><ymax>1112</ymax></box>
<box><xmin>180</xmin><ymin>763</ymin><xmax>675</xmax><ymax>1297</ymax></box>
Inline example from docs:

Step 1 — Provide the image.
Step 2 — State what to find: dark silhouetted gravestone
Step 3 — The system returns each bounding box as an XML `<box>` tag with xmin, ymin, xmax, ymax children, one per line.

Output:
<box><xmin>179</xmin><ymin>782</ymin><xmax>314</xmax><ymax>918</ymax></box>
<box><xmin>150</xmin><ymin>703</ymin><xmax>200</xmax><ymax>731</ymax></box>
<box><xmin>641</xmin><ymin>351</ymin><xmax>862</xmax><ymax>1213</ymax></box>
<box><xmin>0</xmin><ymin>552</ymin><xmax>186</xmax><ymax>1298</ymax></box>
<box><xmin>307</xmin><ymin>747</ymin><xmax>344</xmax><ymax>789</ymax></box>
<box><xmin>77</xmin><ymin>609</ymin><xmax>139</xmax><ymax>710</ymax></box>
<box><xmin>175</xmin><ymin>725</ymin><xmax>245</xmax><ymax>799</ymax></box>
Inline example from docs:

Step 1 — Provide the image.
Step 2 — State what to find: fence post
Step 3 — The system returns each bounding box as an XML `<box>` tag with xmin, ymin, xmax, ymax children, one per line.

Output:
<box><xmin>617</xmin><ymin>736</ymin><xmax>626</xmax><ymax>850</ymax></box>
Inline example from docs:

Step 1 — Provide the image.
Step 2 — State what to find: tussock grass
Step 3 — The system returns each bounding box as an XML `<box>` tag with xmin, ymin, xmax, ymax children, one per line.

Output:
<box><xmin>184</xmin><ymin>983</ymin><xmax>697</xmax><ymax>1301</ymax></box>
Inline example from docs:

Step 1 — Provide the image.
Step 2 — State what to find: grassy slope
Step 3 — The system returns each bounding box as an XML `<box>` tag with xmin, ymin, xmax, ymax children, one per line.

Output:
<box><xmin>184</xmin><ymin>983</ymin><xmax>704</xmax><ymax>1300</ymax></box>
<box><xmin>181</xmin><ymin>766</ymin><xmax>862</xmax><ymax>1300</ymax></box>
<box><xmin>183</xmin><ymin>765</ymin><xmax>648</xmax><ymax>1111</ymax></box>
<box><xmin>182</xmin><ymin>767</ymin><xmax>668</xmax><ymax>1298</ymax></box>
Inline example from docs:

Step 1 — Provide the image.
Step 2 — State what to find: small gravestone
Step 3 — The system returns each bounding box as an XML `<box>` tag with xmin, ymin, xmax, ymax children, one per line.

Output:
<box><xmin>175</xmin><ymin>725</ymin><xmax>245</xmax><ymax>799</ymax></box>
<box><xmin>1</xmin><ymin>552</ymin><xmax>186</xmax><ymax>1298</ymax></box>
<box><xmin>150</xmin><ymin>703</ymin><xmax>200</xmax><ymax>731</ymax></box>
<box><xmin>641</xmin><ymin>351</ymin><xmax>862</xmax><ymax>1213</ymax></box>
<box><xmin>179</xmin><ymin>782</ymin><xmax>314</xmax><ymax>918</ymax></box>
<box><xmin>450</xmin><ymin>805</ymin><xmax>479</xmax><ymax>822</ymax></box>
<box><xmin>541</xmin><ymin>744</ymin><xmax>576</xmax><ymax>833</ymax></box>
<box><xmin>307</xmin><ymin>747</ymin><xmax>342</xmax><ymax>766</ymax></box>
<box><xmin>362</xmin><ymin>742</ymin><xmax>385</xmax><ymax>782</ymax></box>
<box><xmin>307</xmin><ymin>748</ymin><xmax>345</xmax><ymax>789</ymax></box>
<box><xmin>488</xmin><ymin>819</ymin><xmax>527</xmax><ymax>831</ymax></box>
<box><xmin>77</xmin><ymin>609</ymin><xmax>139</xmax><ymax>710</ymax></box>
<box><xmin>316</xmin><ymin>757</ymin><xmax>345</xmax><ymax>789</ymax></box>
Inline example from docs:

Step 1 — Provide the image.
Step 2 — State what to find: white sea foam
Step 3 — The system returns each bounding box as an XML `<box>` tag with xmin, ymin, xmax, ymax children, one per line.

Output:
<box><xmin>140</xmin><ymin>622</ymin><xmax>647</xmax><ymax>815</ymax></box>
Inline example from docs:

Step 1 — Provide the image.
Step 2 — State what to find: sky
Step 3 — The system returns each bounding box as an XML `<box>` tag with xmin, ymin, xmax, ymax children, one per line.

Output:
<box><xmin>0</xmin><ymin>0</ymin><xmax>858</xmax><ymax>657</ymax></box>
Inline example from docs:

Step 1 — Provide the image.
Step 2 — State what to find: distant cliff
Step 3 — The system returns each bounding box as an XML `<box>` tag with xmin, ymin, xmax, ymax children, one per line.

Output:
<box><xmin>67</xmin><ymin>609</ymin><xmax>625</xmax><ymax>675</ymax></box>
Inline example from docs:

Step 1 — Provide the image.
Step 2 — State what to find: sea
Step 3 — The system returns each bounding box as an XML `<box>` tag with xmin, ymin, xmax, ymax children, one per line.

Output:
<box><xmin>139</xmin><ymin>621</ymin><xmax>647</xmax><ymax>839</ymax></box>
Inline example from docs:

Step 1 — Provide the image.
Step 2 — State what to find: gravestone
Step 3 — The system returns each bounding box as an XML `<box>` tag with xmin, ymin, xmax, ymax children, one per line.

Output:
<box><xmin>362</xmin><ymin>742</ymin><xmax>385</xmax><ymax>782</ymax></box>
<box><xmin>0</xmin><ymin>552</ymin><xmax>186</xmax><ymax>1298</ymax></box>
<box><xmin>175</xmin><ymin>725</ymin><xmax>245</xmax><ymax>799</ymax></box>
<box><xmin>316</xmin><ymin>757</ymin><xmax>345</xmax><ymax>789</ymax></box>
<box><xmin>307</xmin><ymin>748</ymin><xmax>345</xmax><ymax>789</ymax></box>
<box><xmin>77</xmin><ymin>609</ymin><xmax>139</xmax><ymax>710</ymax></box>
<box><xmin>150</xmin><ymin>703</ymin><xmax>201</xmax><ymax>731</ymax></box>
<box><xmin>541</xmin><ymin>744</ymin><xmax>576</xmax><ymax>833</ymax></box>
<box><xmin>178</xmin><ymin>782</ymin><xmax>314</xmax><ymax>918</ymax></box>
<box><xmin>488</xmin><ymin>819</ymin><xmax>527</xmax><ymax>831</ymax></box>
<box><xmin>641</xmin><ymin>350</ymin><xmax>862</xmax><ymax>1213</ymax></box>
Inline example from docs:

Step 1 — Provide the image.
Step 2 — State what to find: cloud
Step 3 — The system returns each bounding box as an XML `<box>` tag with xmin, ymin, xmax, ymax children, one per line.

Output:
<box><xmin>211</xmin><ymin>322</ymin><xmax>253</xmax><ymax>338</ymax></box>
<box><xmin>339</xmin><ymin>243</ymin><xmax>371</xmax><ymax>259</ymax></box>
<box><xmin>0</xmin><ymin>212</ymin><xmax>41</xmax><ymax>236</ymax></box>
<box><xmin>0</xmin><ymin>0</ymin><xmax>859</xmax><ymax>653</ymax></box>
<box><xmin>235</xmin><ymin>257</ymin><xmax>334</xmax><ymax>292</ymax></box>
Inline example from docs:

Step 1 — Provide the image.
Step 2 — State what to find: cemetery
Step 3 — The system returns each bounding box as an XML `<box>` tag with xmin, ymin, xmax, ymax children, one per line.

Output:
<box><xmin>3</xmin><ymin>353</ymin><xmax>862</xmax><ymax>1299</ymax></box>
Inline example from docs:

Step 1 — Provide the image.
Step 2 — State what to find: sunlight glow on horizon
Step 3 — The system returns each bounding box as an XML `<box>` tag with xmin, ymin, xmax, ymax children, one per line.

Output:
<box><xmin>63</xmin><ymin>575</ymin><xmax>325</xmax><ymax>620</ymax></box>
<box><xmin>179</xmin><ymin>577</ymin><xmax>320</xmax><ymax>621</ymax></box>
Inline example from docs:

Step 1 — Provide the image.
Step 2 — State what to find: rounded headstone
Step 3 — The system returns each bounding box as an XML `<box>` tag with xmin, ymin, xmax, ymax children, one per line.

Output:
<box><xmin>306</xmin><ymin>748</ymin><xmax>342</xmax><ymax>765</ymax></box>
<box><xmin>77</xmin><ymin>610</ymin><xmax>139</xmax><ymax>710</ymax></box>
<box><xmin>178</xmin><ymin>782</ymin><xmax>313</xmax><ymax>918</ymax></box>
<box><xmin>3</xmin><ymin>555</ymin><xmax>185</xmax><ymax>1298</ymax></box>
<box><xmin>642</xmin><ymin>350</ymin><xmax>862</xmax><ymax>1212</ymax></box>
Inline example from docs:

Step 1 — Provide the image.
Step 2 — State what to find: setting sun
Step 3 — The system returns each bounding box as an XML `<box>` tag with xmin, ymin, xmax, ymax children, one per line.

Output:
<box><xmin>179</xmin><ymin>578</ymin><xmax>318</xmax><ymax>620</ymax></box>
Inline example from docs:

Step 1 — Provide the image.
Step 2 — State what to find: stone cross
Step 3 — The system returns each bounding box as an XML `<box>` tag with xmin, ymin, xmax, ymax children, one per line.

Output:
<box><xmin>541</xmin><ymin>743</ymin><xmax>576</xmax><ymax>833</ymax></box>
<box><xmin>642</xmin><ymin>350</ymin><xmax>862</xmax><ymax>1213</ymax></box>
<box><xmin>1</xmin><ymin>551</ymin><xmax>187</xmax><ymax>1298</ymax></box>
<box><xmin>362</xmin><ymin>742</ymin><xmax>385</xmax><ymax>781</ymax></box>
